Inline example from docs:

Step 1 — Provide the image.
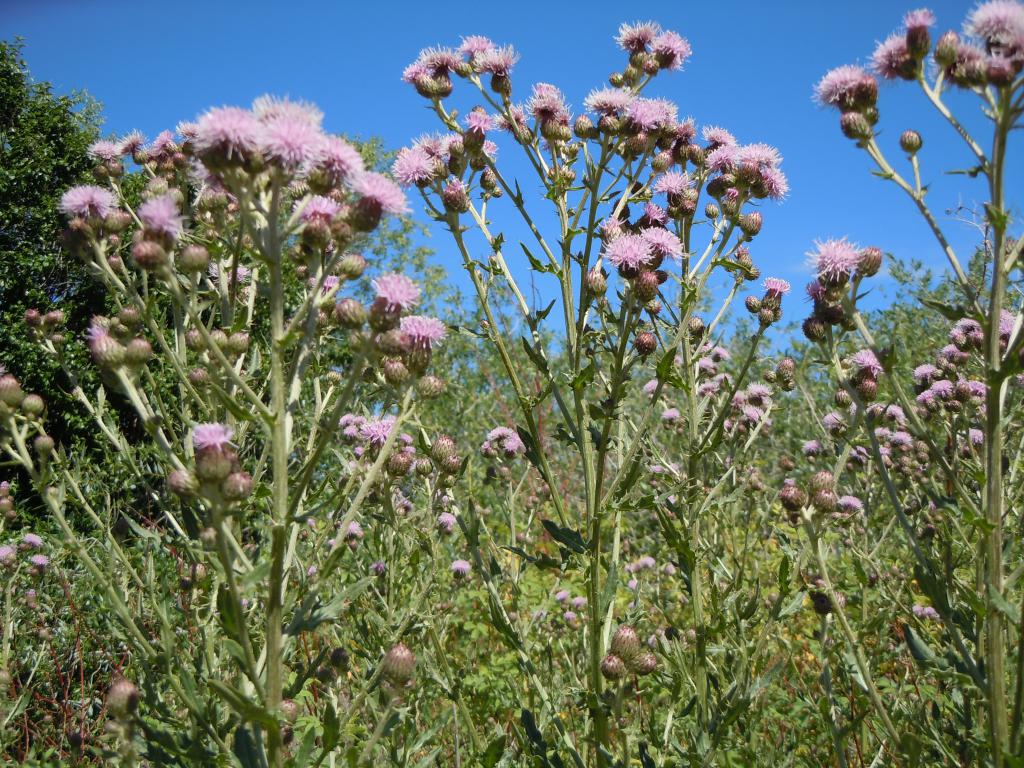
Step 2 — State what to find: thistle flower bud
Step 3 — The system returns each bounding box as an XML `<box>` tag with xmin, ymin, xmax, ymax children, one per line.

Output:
<box><xmin>899</xmin><ymin>130</ymin><xmax>922</xmax><ymax>154</ymax></box>
<box><xmin>381</xmin><ymin>643</ymin><xmax>416</xmax><ymax>684</ymax></box>
<box><xmin>745</xmin><ymin>296</ymin><xmax>762</xmax><ymax>314</ymax></box>
<box><xmin>178</xmin><ymin>245</ymin><xmax>210</xmax><ymax>273</ymax></box>
<box><xmin>688</xmin><ymin>316</ymin><xmax>706</xmax><ymax>341</ymax></box>
<box><xmin>705</xmin><ymin>203</ymin><xmax>720</xmax><ymax>219</ymax></box>
<box><xmin>586</xmin><ymin>268</ymin><xmax>608</xmax><ymax>297</ymax></box>
<box><xmin>634</xmin><ymin>331</ymin><xmax>657</xmax><ymax>356</ymax></box>
<box><xmin>809</xmin><ymin>470</ymin><xmax>834</xmax><ymax>493</ymax></box>
<box><xmin>442</xmin><ymin>180</ymin><xmax>470</xmax><ymax>213</ymax></box>
<box><xmin>757</xmin><ymin>307</ymin><xmax>777</xmax><ymax>326</ymax></box>
<box><xmin>377</xmin><ymin>328</ymin><xmax>410</xmax><ymax>355</ymax></box>
<box><xmin>132</xmin><ymin>239</ymin><xmax>167</xmax><ymax>271</ymax></box>
<box><xmin>739</xmin><ymin>212</ymin><xmax>762</xmax><ymax>237</ymax></box>
<box><xmin>338</xmin><ymin>253</ymin><xmax>367</xmax><ymax>280</ymax></box>
<box><xmin>634</xmin><ymin>270</ymin><xmax>660</xmax><ymax>302</ymax></box>
<box><xmin>125</xmin><ymin>338</ymin><xmax>153</xmax><ymax>366</ymax></box>
<box><xmin>839</xmin><ymin>111</ymin><xmax>873</xmax><ymax>141</ymax></box>
<box><xmin>779</xmin><ymin>483</ymin><xmax>807</xmax><ymax>512</ymax></box>
<box><xmin>858</xmin><ymin>246</ymin><xmax>883</xmax><ymax>277</ymax></box>
<box><xmin>856</xmin><ymin>377</ymin><xmax>878</xmax><ymax>402</ymax></box>
<box><xmin>168</xmin><ymin>469</ymin><xmax>200</xmax><ymax>498</ymax></box>
<box><xmin>104</xmin><ymin>210</ymin><xmax>132</xmax><ymax>233</ymax></box>
<box><xmin>611</xmin><ymin>625</ymin><xmax>641</xmax><ymax>660</ymax></box>
<box><xmin>280</xmin><ymin>699</ymin><xmax>299</xmax><ymax>724</ymax></box>
<box><xmin>417</xmin><ymin>375</ymin><xmax>446</xmax><ymax>399</ymax></box>
<box><xmin>334</xmin><ymin>298</ymin><xmax>367</xmax><ymax>329</ymax></box>
<box><xmin>383</xmin><ymin>358</ymin><xmax>410</xmax><ymax>386</ymax></box>
<box><xmin>387</xmin><ymin>450</ymin><xmax>413</xmax><ymax>476</ymax></box>
<box><xmin>631</xmin><ymin>651</ymin><xmax>658</xmax><ymax>675</ymax></box>
<box><xmin>934</xmin><ymin>31</ymin><xmax>959</xmax><ymax>67</ymax></box>
<box><xmin>802</xmin><ymin>316</ymin><xmax>828</xmax><ymax>343</ymax></box>
<box><xmin>188</xmin><ymin>368</ymin><xmax>211</xmax><ymax>387</ymax></box>
<box><xmin>21</xmin><ymin>394</ymin><xmax>44</xmax><ymax>416</ymax></box>
<box><xmin>107</xmin><ymin>678</ymin><xmax>139</xmax><ymax>719</ymax></box>
<box><xmin>812</xmin><ymin>488</ymin><xmax>838</xmax><ymax>513</ymax></box>
<box><xmin>415</xmin><ymin>457</ymin><xmax>434</xmax><ymax>476</ymax></box>
<box><xmin>34</xmin><ymin>435</ymin><xmax>55</xmax><ymax>457</ymax></box>
<box><xmin>222</xmin><ymin>471</ymin><xmax>254</xmax><ymax>501</ymax></box>
<box><xmin>431</xmin><ymin>435</ymin><xmax>458</xmax><ymax>466</ymax></box>
<box><xmin>600</xmin><ymin>653</ymin><xmax>627</xmax><ymax>681</ymax></box>
<box><xmin>573</xmin><ymin>115</ymin><xmax>598</xmax><ymax>140</ymax></box>
<box><xmin>776</xmin><ymin>357</ymin><xmax>796</xmax><ymax>379</ymax></box>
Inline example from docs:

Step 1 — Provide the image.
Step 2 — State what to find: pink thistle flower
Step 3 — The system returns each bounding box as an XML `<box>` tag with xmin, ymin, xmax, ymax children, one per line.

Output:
<box><xmin>193</xmin><ymin>106</ymin><xmax>261</xmax><ymax>164</ymax></box>
<box><xmin>474</xmin><ymin>45</ymin><xmax>519</xmax><ymax>76</ymax></box>
<box><xmin>969</xmin><ymin>428</ymin><xmax>985</xmax><ymax>446</ymax></box>
<box><xmin>966</xmin><ymin>1</ymin><xmax>1024</xmax><ymax>46</ymax></box>
<box><xmin>710</xmin><ymin>346</ymin><xmax>731</xmax><ymax>361</ymax></box>
<box><xmin>661</xmin><ymin>407</ymin><xmax>681</xmax><ymax>421</ymax></box>
<box><xmin>584</xmin><ymin>87</ymin><xmax>635</xmax><ymax>115</ymax></box>
<box><xmin>930</xmin><ymin>379</ymin><xmax>955</xmax><ymax>399</ymax></box>
<box><xmin>88</xmin><ymin>140</ymin><xmax>122</xmax><ymax>162</ymax></box>
<box><xmin>803</xmin><ymin>439</ymin><xmax>823</xmax><ymax>456</ymax></box>
<box><xmin>252</xmin><ymin>96</ymin><xmax>323</xmax><ymax>127</ymax></box>
<box><xmin>400</xmin><ymin>315</ymin><xmax>447</xmax><ymax>349</ymax></box>
<box><xmin>451</xmin><ymin>559</ymin><xmax>472</xmax><ymax>579</ymax></box>
<box><xmin>848</xmin><ymin>349</ymin><xmax>884</xmax><ymax>378</ymax></box>
<box><xmin>651</xmin><ymin>30</ymin><xmax>691</xmax><ymax>69</ymax></box>
<box><xmin>360</xmin><ymin>416</ymin><xmax>397</xmax><ymax>447</ymax></box>
<box><xmin>351</xmin><ymin>172</ymin><xmax>408</xmax><ymax>215</ymax></box>
<box><xmin>392</xmin><ymin>146</ymin><xmax>436</xmax><ymax>187</ymax></box>
<box><xmin>148</xmin><ymin>130</ymin><xmax>177</xmax><ymax>156</ymax></box>
<box><xmin>464</xmin><ymin>110</ymin><xmax>494</xmax><ymax>137</ymax></box>
<box><xmin>29</xmin><ymin>554</ymin><xmax>49</xmax><ymax>569</ymax></box>
<box><xmin>838</xmin><ymin>495</ymin><xmax>864</xmax><ymax>513</ymax></box>
<box><xmin>806</xmin><ymin>280</ymin><xmax>827</xmax><ymax>302</ymax></box>
<box><xmin>872</xmin><ymin>33</ymin><xmax>915</xmax><ymax>79</ymax></box>
<box><xmin>482</xmin><ymin>140</ymin><xmax>499</xmax><ymax>159</ymax></box>
<box><xmin>527</xmin><ymin>83</ymin><xmax>571</xmax><ymax>125</ymax></box>
<box><xmin>193</xmin><ymin>423</ymin><xmax>234</xmax><ymax>452</ymax></box>
<box><xmin>60</xmin><ymin>185</ymin><xmax>115</xmax><ymax>219</ymax></box>
<box><xmin>22</xmin><ymin>533</ymin><xmax>43</xmax><ymax>548</ymax></box>
<box><xmin>811</xmin><ymin>238</ymin><xmax>861</xmax><ymax>284</ymax></box>
<box><xmin>175</xmin><ymin>121</ymin><xmax>198</xmax><ymax>140</ymax></box>
<box><xmin>118</xmin><ymin>131</ymin><xmax>146</xmax><ymax>155</ymax></box>
<box><xmin>616</xmin><ymin>21</ymin><xmax>661</xmax><ymax>52</ymax></box>
<box><xmin>437</xmin><ymin>512</ymin><xmax>457</xmax><ymax>533</ymax></box>
<box><xmin>706</xmin><ymin>144</ymin><xmax>739</xmax><ymax>172</ymax></box>
<box><xmin>643</xmin><ymin>379</ymin><xmax>659</xmax><ymax>395</ymax></box>
<box><xmin>0</xmin><ymin>546</ymin><xmax>14</xmax><ymax>565</ymax></box>
<box><xmin>889</xmin><ymin>430</ymin><xmax>913</xmax><ymax>447</ymax></box>
<box><xmin>653</xmin><ymin>170</ymin><xmax>692</xmax><ymax>197</ymax></box>
<box><xmin>814</xmin><ymin>65</ymin><xmax>878</xmax><ymax>109</ymax></box>
<box><xmin>823</xmin><ymin>412</ymin><xmax>847</xmax><ymax>433</ymax></box>
<box><xmin>738</xmin><ymin>143</ymin><xmax>782</xmax><ymax>169</ymax></box>
<box><xmin>605</xmin><ymin>234</ymin><xmax>653</xmax><ymax>270</ymax></box>
<box><xmin>313</xmin><ymin>136</ymin><xmax>365</xmax><ymax>186</ymax></box>
<box><xmin>459</xmin><ymin>35</ymin><xmax>495</xmax><ymax>57</ymax></box>
<box><xmin>138</xmin><ymin>194</ymin><xmax>184</xmax><ymax>239</ymax></box>
<box><xmin>641</xmin><ymin>203</ymin><xmax>668</xmax><ymax>225</ymax></box>
<box><xmin>599</xmin><ymin>216</ymin><xmax>625</xmax><ymax>241</ymax></box>
<box><xmin>905</xmin><ymin>8</ymin><xmax>937</xmax><ymax>30</ymax></box>
<box><xmin>763</xmin><ymin>277</ymin><xmax>791</xmax><ymax>297</ymax></box>
<box><xmin>299</xmin><ymin>195</ymin><xmax>341</xmax><ymax>224</ymax></box>
<box><xmin>701</xmin><ymin>125</ymin><xmax>736</xmax><ymax>148</ymax></box>
<box><xmin>259</xmin><ymin>114</ymin><xmax>325</xmax><ymax>168</ymax></box>
<box><xmin>373</xmin><ymin>273</ymin><xmax>421</xmax><ymax>311</ymax></box>
<box><xmin>913</xmin><ymin>603</ymin><xmax>940</xmax><ymax>620</ymax></box>
<box><xmin>641</xmin><ymin>227</ymin><xmax>683</xmax><ymax>260</ymax></box>
<box><xmin>626</xmin><ymin>98</ymin><xmax>678</xmax><ymax>131</ymax></box>
<box><xmin>758</xmin><ymin>167</ymin><xmax>790</xmax><ymax>200</ymax></box>
<box><xmin>496</xmin><ymin>105</ymin><xmax>529</xmax><ymax>135</ymax></box>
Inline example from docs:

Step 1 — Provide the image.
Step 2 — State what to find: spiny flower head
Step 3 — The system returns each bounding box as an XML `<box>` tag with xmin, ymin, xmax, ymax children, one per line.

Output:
<box><xmin>88</xmin><ymin>140</ymin><xmax>122</xmax><ymax>162</ymax></box>
<box><xmin>528</xmin><ymin>83</ymin><xmax>571</xmax><ymax>125</ymax></box>
<box><xmin>616</xmin><ymin>21</ymin><xmax>662</xmax><ymax>52</ymax></box>
<box><xmin>653</xmin><ymin>170</ymin><xmax>692</xmax><ymax>197</ymax></box>
<box><xmin>811</xmin><ymin>238</ymin><xmax>861</xmax><ymax>284</ymax></box>
<box><xmin>392</xmin><ymin>146</ymin><xmax>436</xmax><ymax>187</ymax></box>
<box><xmin>258</xmin><ymin>113</ymin><xmax>325</xmax><ymax>168</ymax></box>
<box><xmin>300</xmin><ymin>195</ymin><xmax>341</xmax><ymax>223</ymax></box>
<box><xmin>606</xmin><ymin>234</ymin><xmax>653</xmax><ymax>270</ymax></box>
<box><xmin>360</xmin><ymin>416</ymin><xmax>397</xmax><ymax>447</ymax></box>
<box><xmin>641</xmin><ymin>227</ymin><xmax>683</xmax><ymax>260</ymax></box>
<box><xmin>814</xmin><ymin>65</ymin><xmax>878</xmax><ymax>110</ymax></box>
<box><xmin>584</xmin><ymin>87</ymin><xmax>635</xmax><ymax>115</ymax></box>
<box><xmin>738</xmin><ymin>143</ymin><xmax>782</xmax><ymax>169</ymax></box>
<box><xmin>475</xmin><ymin>45</ymin><xmax>519</xmax><ymax>76</ymax></box>
<box><xmin>702</xmin><ymin>125</ymin><xmax>736</xmax><ymax>148</ymax></box>
<box><xmin>905</xmin><ymin>8</ymin><xmax>937</xmax><ymax>30</ymax></box>
<box><xmin>459</xmin><ymin>35</ymin><xmax>495</xmax><ymax>57</ymax></box>
<box><xmin>253</xmin><ymin>96</ymin><xmax>323</xmax><ymax>127</ymax></box>
<box><xmin>626</xmin><ymin>98</ymin><xmax>678</xmax><ymax>131</ymax></box>
<box><xmin>138</xmin><ymin>194</ymin><xmax>184</xmax><ymax>239</ymax></box>
<box><xmin>351</xmin><ymin>172</ymin><xmax>408</xmax><ymax>215</ymax></box>
<box><xmin>119</xmin><ymin>131</ymin><xmax>146</xmax><ymax>155</ymax></box>
<box><xmin>872</xmin><ymin>33</ymin><xmax>916</xmax><ymax>79</ymax></box>
<box><xmin>848</xmin><ymin>349</ymin><xmax>884</xmax><ymax>378</ymax></box>
<box><xmin>193</xmin><ymin>423</ymin><xmax>234</xmax><ymax>452</ymax></box>
<box><xmin>373</xmin><ymin>273</ymin><xmax>421</xmax><ymax>311</ymax></box>
<box><xmin>193</xmin><ymin>106</ymin><xmax>262</xmax><ymax>165</ymax></box>
<box><xmin>651</xmin><ymin>30</ymin><xmax>692</xmax><ymax>69</ymax></box>
<box><xmin>314</xmin><ymin>136</ymin><xmax>365</xmax><ymax>185</ymax></box>
<box><xmin>400</xmin><ymin>315</ymin><xmax>447</xmax><ymax>349</ymax></box>
<box><xmin>966</xmin><ymin>1</ymin><xmax>1024</xmax><ymax>46</ymax></box>
<box><xmin>60</xmin><ymin>185</ymin><xmax>115</xmax><ymax>219</ymax></box>
<box><xmin>763</xmin><ymin>277</ymin><xmax>791</xmax><ymax>297</ymax></box>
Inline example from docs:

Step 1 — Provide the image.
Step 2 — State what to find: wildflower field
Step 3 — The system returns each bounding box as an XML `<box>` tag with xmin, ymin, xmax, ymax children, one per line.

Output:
<box><xmin>0</xmin><ymin>3</ymin><xmax>1022</xmax><ymax>765</ymax></box>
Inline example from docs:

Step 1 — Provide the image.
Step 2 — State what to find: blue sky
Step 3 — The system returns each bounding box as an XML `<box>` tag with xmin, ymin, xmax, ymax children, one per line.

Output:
<box><xmin>5</xmin><ymin>0</ymin><xmax>1017</xmax><ymax>320</ymax></box>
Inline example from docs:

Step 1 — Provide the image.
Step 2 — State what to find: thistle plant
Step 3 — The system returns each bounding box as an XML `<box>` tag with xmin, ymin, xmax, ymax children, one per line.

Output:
<box><xmin>399</xmin><ymin>22</ymin><xmax>798</xmax><ymax>766</ymax></box>
<box><xmin>0</xmin><ymin>98</ymin><xmax>463</xmax><ymax>766</ymax></box>
<box><xmin>786</xmin><ymin>2</ymin><xmax>1023</xmax><ymax>763</ymax></box>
